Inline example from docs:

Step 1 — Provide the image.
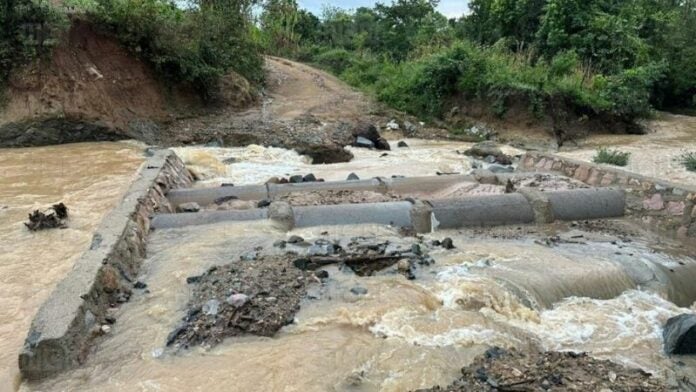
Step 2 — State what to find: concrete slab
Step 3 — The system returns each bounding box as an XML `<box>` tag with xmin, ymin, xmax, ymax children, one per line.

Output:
<box><xmin>18</xmin><ymin>150</ymin><xmax>193</xmax><ymax>380</ymax></box>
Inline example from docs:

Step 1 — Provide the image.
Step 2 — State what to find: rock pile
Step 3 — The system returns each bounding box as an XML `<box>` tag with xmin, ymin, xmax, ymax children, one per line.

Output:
<box><xmin>168</xmin><ymin>256</ymin><xmax>308</xmax><ymax>349</ymax></box>
<box><xmin>418</xmin><ymin>347</ymin><xmax>667</xmax><ymax>392</ymax></box>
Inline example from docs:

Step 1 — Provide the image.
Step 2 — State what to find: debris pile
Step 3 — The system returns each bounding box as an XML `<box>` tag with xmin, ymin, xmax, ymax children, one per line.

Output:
<box><xmin>418</xmin><ymin>347</ymin><xmax>667</xmax><ymax>392</ymax></box>
<box><xmin>25</xmin><ymin>203</ymin><xmax>69</xmax><ymax>231</ymax></box>
<box><xmin>291</xmin><ymin>236</ymin><xmax>455</xmax><ymax>279</ymax></box>
<box><xmin>168</xmin><ymin>256</ymin><xmax>308</xmax><ymax>349</ymax></box>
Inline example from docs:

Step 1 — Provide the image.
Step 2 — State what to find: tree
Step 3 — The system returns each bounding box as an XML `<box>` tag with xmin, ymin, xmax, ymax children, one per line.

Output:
<box><xmin>260</xmin><ymin>0</ymin><xmax>301</xmax><ymax>55</ymax></box>
<box><xmin>373</xmin><ymin>0</ymin><xmax>440</xmax><ymax>60</ymax></box>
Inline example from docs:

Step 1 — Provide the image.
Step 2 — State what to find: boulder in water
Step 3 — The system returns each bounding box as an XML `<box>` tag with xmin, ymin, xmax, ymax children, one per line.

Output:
<box><xmin>397</xmin><ymin>141</ymin><xmax>409</xmax><ymax>148</ymax></box>
<box><xmin>177</xmin><ymin>202</ymin><xmax>200</xmax><ymax>213</ymax></box>
<box><xmin>464</xmin><ymin>141</ymin><xmax>512</xmax><ymax>165</ymax></box>
<box><xmin>351</xmin><ymin>123</ymin><xmax>390</xmax><ymax>150</ymax></box>
<box><xmin>350</xmin><ymin>286</ymin><xmax>368</xmax><ymax>295</ymax></box>
<box><xmin>347</xmin><ymin>173</ymin><xmax>360</xmax><ymax>181</ymax></box>
<box><xmin>664</xmin><ymin>313</ymin><xmax>696</xmax><ymax>355</ymax></box>
<box><xmin>488</xmin><ymin>164</ymin><xmax>514</xmax><ymax>173</ymax></box>
<box><xmin>214</xmin><ymin>195</ymin><xmax>238</xmax><ymax>205</ymax></box>
<box><xmin>463</xmin><ymin>141</ymin><xmax>503</xmax><ymax>158</ymax></box>
<box><xmin>354</xmin><ymin>136</ymin><xmax>375</xmax><ymax>149</ymax></box>
<box><xmin>289</xmin><ymin>175</ymin><xmax>304</xmax><ymax>183</ymax></box>
<box><xmin>375</xmin><ymin>138</ymin><xmax>391</xmax><ymax>150</ymax></box>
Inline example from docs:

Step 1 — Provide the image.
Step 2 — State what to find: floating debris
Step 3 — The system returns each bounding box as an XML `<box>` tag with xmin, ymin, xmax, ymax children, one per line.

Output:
<box><xmin>25</xmin><ymin>203</ymin><xmax>69</xmax><ymax>231</ymax></box>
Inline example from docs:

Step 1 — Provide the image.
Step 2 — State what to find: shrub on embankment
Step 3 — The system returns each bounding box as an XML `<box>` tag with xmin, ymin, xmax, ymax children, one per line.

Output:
<box><xmin>305</xmin><ymin>42</ymin><xmax>663</xmax><ymax>130</ymax></box>
<box><xmin>85</xmin><ymin>0</ymin><xmax>264</xmax><ymax>99</ymax></box>
<box><xmin>257</xmin><ymin>0</ymin><xmax>695</xmax><ymax>134</ymax></box>
<box><xmin>593</xmin><ymin>147</ymin><xmax>631</xmax><ymax>167</ymax></box>
<box><xmin>0</xmin><ymin>0</ymin><xmax>68</xmax><ymax>92</ymax></box>
<box><xmin>1</xmin><ymin>0</ymin><xmax>264</xmax><ymax>102</ymax></box>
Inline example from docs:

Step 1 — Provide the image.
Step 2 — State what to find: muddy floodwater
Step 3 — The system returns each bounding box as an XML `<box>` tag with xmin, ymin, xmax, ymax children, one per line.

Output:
<box><xmin>0</xmin><ymin>142</ymin><xmax>144</xmax><ymax>390</ymax></box>
<box><xmin>24</xmin><ymin>221</ymin><xmax>696</xmax><ymax>391</ymax></box>
<box><xmin>560</xmin><ymin>113</ymin><xmax>696</xmax><ymax>184</ymax></box>
<box><xmin>171</xmin><ymin>138</ymin><xmax>523</xmax><ymax>185</ymax></box>
<box><xmin>4</xmin><ymin>138</ymin><xmax>696</xmax><ymax>391</ymax></box>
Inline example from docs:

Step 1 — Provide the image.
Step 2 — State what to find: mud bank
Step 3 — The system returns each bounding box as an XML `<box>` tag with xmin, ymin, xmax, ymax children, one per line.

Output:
<box><xmin>18</xmin><ymin>150</ymin><xmax>193</xmax><ymax>380</ymax></box>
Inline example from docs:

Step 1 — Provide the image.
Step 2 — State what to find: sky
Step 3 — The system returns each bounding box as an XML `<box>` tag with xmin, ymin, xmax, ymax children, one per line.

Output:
<box><xmin>297</xmin><ymin>0</ymin><xmax>470</xmax><ymax>19</ymax></box>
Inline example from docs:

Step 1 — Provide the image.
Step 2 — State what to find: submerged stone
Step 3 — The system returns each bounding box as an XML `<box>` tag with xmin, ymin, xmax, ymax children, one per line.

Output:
<box><xmin>354</xmin><ymin>136</ymin><xmax>375</xmax><ymax>149</ymax></box>
<box><xmin>664</xmin><ymin>314</ymin><xmax>696</xmax><ymax>355</ymax></box>
<box><xmin>350</xmin><ymin>286</ymin><xmax>368</xmax><ymax>295</ymax></box>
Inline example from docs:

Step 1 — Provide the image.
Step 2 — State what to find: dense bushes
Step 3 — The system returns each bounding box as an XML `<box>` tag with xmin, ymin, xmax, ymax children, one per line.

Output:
<box><xmin>1</xmin><ymin>0</ymin><xmax>264</xmax><ymax>101</ymax></box>
<box><xmin>259</xmin><ymin>0</ymin><xmax>695</xmax><ymax>127</ymax></box>
<box><xmin>0</xmin><ymin>0</ymin><xmax>67</xmax><ymax>87</ymax></box>
<box><xmin>87</xmin><ymin>0</ymin><xmax>263</xmax><ymax>99</ymax></box>
<box><xmin>303</xmin><ymin>41</ymin><xmax>661</xmax><ymax>126</ymax></box>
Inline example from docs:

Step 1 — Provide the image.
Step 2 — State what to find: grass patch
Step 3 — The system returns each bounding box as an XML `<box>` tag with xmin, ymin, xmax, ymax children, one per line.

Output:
<box><xmin>676</xmin><ymin>152</ymin><xmax>696</xmax><ymax>172</ymax></box>
<box><xmin>593</xmin><ymin>147</ymin><xmax>631</xmax><ymax>166</ymax></box>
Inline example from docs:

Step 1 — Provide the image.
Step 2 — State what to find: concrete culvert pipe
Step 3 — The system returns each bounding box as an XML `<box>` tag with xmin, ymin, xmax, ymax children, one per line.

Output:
<box><xmin>545</xmin><ymin>188</ymin><xmax>625</xmax><ymax>221</ymax></box>
<box><xmin>167</xmin><ymin>175</ymin><xmax>479</xmax><ymax>207</ymax></box>
<box><xmin>428</xmin><ymin>194</ymin><xmax>536</xmax><ymax>228</ymax></box>
<box><xmin>167</xmin><ymin>185</ymin><xmax>268</xmax><ymax>207</ymax></box>
<box><xmin>293</xmin><ymin>201</ymin><xmax>414</xmax><ymax>228</ymax></box>
<box><xmin>267</xmin><ymin>178</ymin><xmax>385</xmax><ymax>198</ymax></box>
<box><xmin>386</xmin><ymin>175</ymin><xmax>475</xmax><ymax>193</ymax></box>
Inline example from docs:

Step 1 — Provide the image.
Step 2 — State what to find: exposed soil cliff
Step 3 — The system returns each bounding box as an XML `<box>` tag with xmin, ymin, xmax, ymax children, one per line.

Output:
<box><xmin>0</xmin><ymin>20</ymin><xmax>254</xmax><ymax>147</ymax></box>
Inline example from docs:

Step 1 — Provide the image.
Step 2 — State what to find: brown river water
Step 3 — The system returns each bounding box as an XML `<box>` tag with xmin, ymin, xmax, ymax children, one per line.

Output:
<box><xmin>0</xmin><ymin>142</ymin><xmax>144</xmax><ymax>390</ymax></box>
<box><xmin>2</xmin><ymin>135</ymin><xmax>696</xmax><ymax>391</ymax></box>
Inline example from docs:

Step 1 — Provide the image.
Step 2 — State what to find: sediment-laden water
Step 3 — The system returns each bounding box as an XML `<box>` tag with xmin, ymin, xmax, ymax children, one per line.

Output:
<box><xmin>4</xmin><ymin>139</ymin><xmax>696</xmax><ymax>391</ymax></box>
<box><xmin>0</xmin><ymin>142</ymin><xmax>144</xmax><ymax>390</ymax></box>
<box><xmin>22</xmin><ymin>221</ymin><xmax>696</xmax><ymax>391</ymax></box>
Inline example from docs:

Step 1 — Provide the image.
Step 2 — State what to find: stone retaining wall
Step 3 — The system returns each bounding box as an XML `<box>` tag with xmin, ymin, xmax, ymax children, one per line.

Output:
<box><xmin>520</xmin><ymin>152</ymin><xmax>696</xmax><ymax>238</ymax></box>
<box><xmin>19</xmin><ymin>150</ymin><xmax>193</xmax><ymax>380</ymax></box>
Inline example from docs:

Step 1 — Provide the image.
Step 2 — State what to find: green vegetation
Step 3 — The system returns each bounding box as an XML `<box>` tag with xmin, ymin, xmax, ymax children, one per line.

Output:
<box><xmin>677</xmin><ymin>152</ymin><xmax>696</xmax><ymax>172</ymax></box>
<box><xmin>593</xmin><ymin>147</ymin><xmax>631</xmax><ymax>166</ymax></box>
<box><xmin>1</xmin><ymin>0</ymin><xmax>68</xmax><ymax>86</ymax></box>
<box><xmin>86</xmin><ymin>0</ymin><xmax>263</xmax><ymax>99</ymax></box>
<box><xmin>258</xmin><ymin>0</ymin><xmax>696</xmax><ymax>127</ymax></box>
<box><xmin>2</xmin><ymin>0</ymin><xmax>695</xmax><ymax>119</ymax></box>
<box><xmin>1</xmin><ymin>0</ymin><xmax>263</xmax><ymax>101</ymax></box>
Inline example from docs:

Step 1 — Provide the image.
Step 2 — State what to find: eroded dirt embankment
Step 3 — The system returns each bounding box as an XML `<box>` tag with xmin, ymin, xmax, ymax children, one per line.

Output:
<box><xmin>0</xmin><ymin>20</ymin><xmax>400</xmax><ymax>155</ymax></box>
<box><xmin>0</xmin><ymin>20</ymin><xmax>202</xmax><ymax>146</ymax></box>
<box><xmin>0</xmin><ymin>19</ymin><xmax>258</xmax><ymax>148</ymax></box>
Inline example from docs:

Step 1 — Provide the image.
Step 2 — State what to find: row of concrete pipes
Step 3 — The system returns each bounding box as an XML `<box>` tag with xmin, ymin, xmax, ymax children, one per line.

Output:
<box><xmin>154</xmin><ymin>175</ymin><xmax>626</xmax><ymax>231</ymax></box>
